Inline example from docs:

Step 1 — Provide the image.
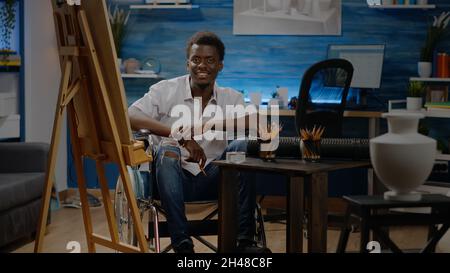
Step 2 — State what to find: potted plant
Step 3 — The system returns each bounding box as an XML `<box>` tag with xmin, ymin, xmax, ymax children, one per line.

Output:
<box><xmin>108</xmin><ymin>4</ymin><xmax>130</xmax><ymax>70</ymax></box>
<box><xmin>268</xmin><ymin>90</ymin><xmax>280</xmax><ymax>107</ymax></box>
<box><xmin>407</xmin><ymin>81</ymin><xmax>426</xmax><ymax>111</ymax></box>
<box><xmin>0</xmin><ymin>0</ymin><xmax>17</xmax><ymax>63</ymax></box>
<box><xmin>418</xmin><ymin>11</ymin><xmax>450</xmax><ymax>78</ymax></box>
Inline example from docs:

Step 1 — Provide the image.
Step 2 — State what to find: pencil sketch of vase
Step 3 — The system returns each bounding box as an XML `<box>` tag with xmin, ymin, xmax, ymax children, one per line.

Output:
<box><xmin>233</xmin><ymin>0</ymin><xmax>341</xmax><ymax>35</ymax></box>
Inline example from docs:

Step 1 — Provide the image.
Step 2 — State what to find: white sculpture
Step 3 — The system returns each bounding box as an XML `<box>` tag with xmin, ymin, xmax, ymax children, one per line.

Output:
<box><xmin>370</xmin><ymin>112</ymin><xmax>436</xmax><ymax>201</ymax></box>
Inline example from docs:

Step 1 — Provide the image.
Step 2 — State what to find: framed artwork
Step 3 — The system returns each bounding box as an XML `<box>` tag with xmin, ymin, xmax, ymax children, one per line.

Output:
<box><xmin>233</xmin><ymin>0</ymin><xmax>342</xmax><ymax>35</ymax></box>
<box><xmin>426</xmin><ymin>86</ymin><xmax>448</xmax><ymax>103</ymax></box>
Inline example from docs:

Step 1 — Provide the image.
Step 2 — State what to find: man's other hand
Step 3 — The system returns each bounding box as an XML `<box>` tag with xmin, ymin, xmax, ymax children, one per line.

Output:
<box><xmin>183</xmin><ymin>140</ymin><xmax>207</xmax><ymax>169</ymax></box>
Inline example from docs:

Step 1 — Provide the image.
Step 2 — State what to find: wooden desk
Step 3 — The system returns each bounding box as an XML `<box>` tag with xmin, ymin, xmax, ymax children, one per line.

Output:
<box><xmin>213</xmin><ymin>157</ymin><xmax>371</xmax><ymax>253</ymax></box>
<box><xmin>262</xmin><ymin>109</ymin><xmax>382</xmax><ymax>195</ymax></box>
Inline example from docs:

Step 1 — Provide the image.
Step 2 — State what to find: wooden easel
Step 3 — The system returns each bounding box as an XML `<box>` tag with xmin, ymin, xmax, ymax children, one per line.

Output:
<box><xmin>34</xmin><ymin>0</ymin><xmax>151</xmax><ymax>253</ymax></box>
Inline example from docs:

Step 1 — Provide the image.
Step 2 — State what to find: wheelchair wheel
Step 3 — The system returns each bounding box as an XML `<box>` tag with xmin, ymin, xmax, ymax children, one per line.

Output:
<box><xmin>114</xmin><ymin>167</ymin><xmax>144</xmax><ymax>246</ymax></box>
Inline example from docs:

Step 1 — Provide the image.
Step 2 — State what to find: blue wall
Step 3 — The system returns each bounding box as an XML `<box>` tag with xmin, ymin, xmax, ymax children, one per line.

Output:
<box><xmin>120</xmin><ymin>0</ymin><xmax>450</xmax><ymax>107</ymax></box>
<box><xmin>70</xmin><ymin>0</ymin><xmax>450</xmax><ymax>190</ymax></box>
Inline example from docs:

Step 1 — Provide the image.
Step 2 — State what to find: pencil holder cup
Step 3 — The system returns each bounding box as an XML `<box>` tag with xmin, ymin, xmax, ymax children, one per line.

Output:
<box><xmin>301</xmin><ymin>139</ymin><xmax>321</xmax><ymax>162</ymax></box>
<box><xmin>259</xmin><ymin>143</ymin><xmax>277</xmax><ymax>161</ymax></box>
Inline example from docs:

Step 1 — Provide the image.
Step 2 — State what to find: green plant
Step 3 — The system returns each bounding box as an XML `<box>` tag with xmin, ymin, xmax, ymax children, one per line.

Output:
<box><xmin>418</xmin><ymin>121</ymin><xmax>429</xmax><ymax>136</ymax></box>
<box><xmin>271</xmin><ymin>90</ymin><xmax>279</xmax><ymax>99</ymax></box>
<box><xmin>0</xmin><ymin>0</ymin><xmax>17</xmax><ymax>58</ymax></box>
<box><xmin>407</xmin><ymin>81</ymin><xmax>426</xmax><ymax>98</ymax></box>
<box><xmin>437</xmin><ymin>139</ymin><xmax>447</xmax><ymax>153</ymax></box>
<box><xmin>108</xmin><ymin>4</ymin><xmax>130</xmax><ymax>58</ymax></box>
<box><xmin>420</xmin><ymin>12</ymin><xmax>450</xmax><ymax>62</ymax></box>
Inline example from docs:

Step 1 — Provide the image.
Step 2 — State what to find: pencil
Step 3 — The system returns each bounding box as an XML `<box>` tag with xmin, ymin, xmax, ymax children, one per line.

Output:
<box><xmin>199</xmin><ymin>164</ymin><xmax>207</xmax><ymax>176</ymax></box>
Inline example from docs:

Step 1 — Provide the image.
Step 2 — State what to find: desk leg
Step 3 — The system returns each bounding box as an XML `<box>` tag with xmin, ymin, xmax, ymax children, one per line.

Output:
<box><xmin>308</xmin><ymin>172</ymin><xmax>328</xmax><ymax>253</ymax></box>
<box><xmin>286</xmin><ymin>176</ymin><xmax>304</xmax><ymax>253</ymax></box>
<box><xmin>218</xmin><ymin>167</ymin><xmax>239</xmax><ymax>253</ymax></box>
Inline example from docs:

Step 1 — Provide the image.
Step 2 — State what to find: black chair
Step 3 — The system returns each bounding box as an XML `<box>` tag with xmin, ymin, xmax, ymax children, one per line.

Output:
<box><xmin>295</xmin><ymin>58</ymin><xmax>354</xmax><ymax>138</ymax></box>
<box><xmin>260</xmin><ymin>59</ymin><xmax>354</xmax><ymax>233</ymax></box>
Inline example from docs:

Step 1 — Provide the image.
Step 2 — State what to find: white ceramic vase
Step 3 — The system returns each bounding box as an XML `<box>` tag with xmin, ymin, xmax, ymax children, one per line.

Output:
<box><xmin>406</xmin><ymin>97</ymin><xmax>423</xmax><ymax>111</ymax></box>
<box><xmin>370</xmin><ymin>112</ymin><xmax>436</xmax><ymax>201</ymax></box>
<box><xmin>418</xmin><ymin>62</ymin><xmax>432</xmax><ymax>78</ymax></box>
<box><xmin>268</xmin><ymin>98</ymin><xmax>280</xmax><ymax>107</ymax></box>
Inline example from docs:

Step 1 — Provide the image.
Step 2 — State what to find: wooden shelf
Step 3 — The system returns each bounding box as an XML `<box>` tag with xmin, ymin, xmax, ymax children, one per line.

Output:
<box><xmin>410</xmin><ymin>77</ymin><xmax>450</xmax><ymax>83</ymax></box>
<box><xmin>436</xmin><ymin>153</ymin><xmax>450</xmax><ymax>161</ymax></box>
<box><xmin>368</xmin><ymin>4</ymin><xmax>435</xmax><ymax>9</ymax></box>
<box><xmin>121</xmin><ymin>73</ymin><xmax>162</xmax><ymax>79</ymax></box>
<box><xmin>425</xmin><ymin>109</ymin><xmax>450</xmax><ymax>118</ymax></box>
<box><xmin>130</xmin><ymin>4</ymin><xmax>199</xmax><ymax>9</ymax></box>
<box><xmin>256</xmin><ymin>108</ymin><xmax>382</xmax><ymax>118</ymax></box>
<box><xmin>389</xmin><ymin>108</ymin><xmax>450</xmax><ymax>118</ymax></box>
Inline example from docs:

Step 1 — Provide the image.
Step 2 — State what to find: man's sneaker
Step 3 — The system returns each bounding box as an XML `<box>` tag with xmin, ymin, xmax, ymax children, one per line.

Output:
<box><xmin>237</xmin><ymin>239</ymin><xmax>272</xmax><ymax>254</ymax></box>
<box><xmin>174</xmin><ymin>242</ymin><xmax>195</xmax><ymax>254</ymax></box>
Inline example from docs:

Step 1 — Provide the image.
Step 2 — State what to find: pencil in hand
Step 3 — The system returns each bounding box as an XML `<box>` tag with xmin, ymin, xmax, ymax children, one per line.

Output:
<box><xmin>200</xmin><ymin>166</ymin><xmax>207</xmax><ymax>176</ymax></box>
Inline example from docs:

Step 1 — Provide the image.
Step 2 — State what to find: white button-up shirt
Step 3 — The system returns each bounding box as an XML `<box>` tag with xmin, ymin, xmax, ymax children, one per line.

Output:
<box><xmin>130</xmin><ymin>75</ymin><xmax>245</xmax><ymax>175</ymax></box>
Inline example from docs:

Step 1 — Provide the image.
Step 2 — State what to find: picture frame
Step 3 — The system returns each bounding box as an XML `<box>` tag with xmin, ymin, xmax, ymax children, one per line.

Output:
<box><xmin>233</xmin><ymin>0</ymin><xmax>342</xmax><ymax>35</ymax></box>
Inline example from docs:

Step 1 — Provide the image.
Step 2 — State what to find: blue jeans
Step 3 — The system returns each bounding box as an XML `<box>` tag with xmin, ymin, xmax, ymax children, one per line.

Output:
<box><xmin>154</xmin><ymin>140</ymin><xmax>256</xmax><ymax>249</ymax></box>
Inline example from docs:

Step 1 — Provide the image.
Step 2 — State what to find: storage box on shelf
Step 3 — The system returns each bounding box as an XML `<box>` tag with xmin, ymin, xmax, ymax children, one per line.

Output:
<box><xmin>0</xmin><ymin>92</ymin><xmax>17</xmax><ymax>116</ymax></box>
<box><xmin>0</xmin><ymin>70</ymin><xmax>20</xmax><ymax>139</ymax></box>
<box><xmin>0</xmin><ymin>114</ymin><xmax>20</xmax><ymax>139</ymax></box>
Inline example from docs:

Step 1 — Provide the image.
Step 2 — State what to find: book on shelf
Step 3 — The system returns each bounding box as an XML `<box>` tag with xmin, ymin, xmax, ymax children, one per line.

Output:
<box><xmin>0</xmin><ymin>51</ymin><xmax>21</xmax><ymax>67</ymax></box>
<box><xmin>0</xmin><ymin>60</ymin><xmax>21</xmax><ymax>66</ymax></box>
<box><xmin>425</xmin><ymin>101</ymin><xmax>450</xmax><ymax>109</ymax></box>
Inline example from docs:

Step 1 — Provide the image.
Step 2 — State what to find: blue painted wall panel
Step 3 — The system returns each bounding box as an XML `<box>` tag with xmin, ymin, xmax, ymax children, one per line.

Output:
<box><xmin>121</xmin><ymin>0</ymin><xmax>450</xmax><ymax>106</ymax></box>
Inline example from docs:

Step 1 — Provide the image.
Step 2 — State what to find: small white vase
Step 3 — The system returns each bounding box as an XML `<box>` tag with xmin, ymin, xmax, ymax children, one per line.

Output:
<box><xmin>406</xmin><ymin>97</ymin><xmax>423</xmax><ymax>111</ymax></box>
<box><xmin>249</xmin><ymin>92</ymin><xmax>262</xmax><ymax>107</ymax></box>
<box><xmin>370</xmin><ymin>112</ymin><xmax>436</xmax><ymax>201</ymax></box>
<box><xmin>418</xmin><ymin>61</ymin><xmax>432</xmax><ymax>78</ymax></box>
<box><xmin>268</xmin><ymin>98</ymin><xmax>279</xmax><ymax>107</ymax></box>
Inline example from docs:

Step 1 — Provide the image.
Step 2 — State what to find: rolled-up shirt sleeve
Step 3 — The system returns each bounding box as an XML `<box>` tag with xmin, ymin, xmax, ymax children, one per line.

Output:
<box><xmin>130</xmin><ymin>85</ymin><xmax>162</xmax><ymax>120</ymax></box>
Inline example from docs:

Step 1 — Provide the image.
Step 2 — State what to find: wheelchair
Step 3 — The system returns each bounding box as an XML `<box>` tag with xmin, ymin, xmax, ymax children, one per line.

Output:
<box><xmin>114</xmin><ymin>129</ymin><xmax>267</xmax><ymax>253</ymax></box>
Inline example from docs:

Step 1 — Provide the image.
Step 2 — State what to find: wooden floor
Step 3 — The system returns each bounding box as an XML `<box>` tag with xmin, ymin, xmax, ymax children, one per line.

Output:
<box><xmin>11</xmin><ymin>203</ymin><xmax>450</xmax><ymax>253</ymax></box>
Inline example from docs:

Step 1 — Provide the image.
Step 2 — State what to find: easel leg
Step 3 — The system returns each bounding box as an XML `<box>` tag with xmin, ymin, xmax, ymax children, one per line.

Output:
<box><xmin>34</xmin><ymin>60</ymin><xmax>72</xmax><ymax>253</ymax></box>
<box><xmin>67</xmin><ymin>102</ymin><xmax>96</xmax><ymax>252</ymax></box>
<box><xmin>96</xmin><ymin>160</ymin><xmax>120</xmax><ymax>244</ymax></box>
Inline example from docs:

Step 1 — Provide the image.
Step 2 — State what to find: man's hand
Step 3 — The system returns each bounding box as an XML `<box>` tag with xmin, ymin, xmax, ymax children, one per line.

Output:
<box><xmin>183</xmin><ymin>139</ymin><xmax>207</xmax><ymax>169</ymax></box>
